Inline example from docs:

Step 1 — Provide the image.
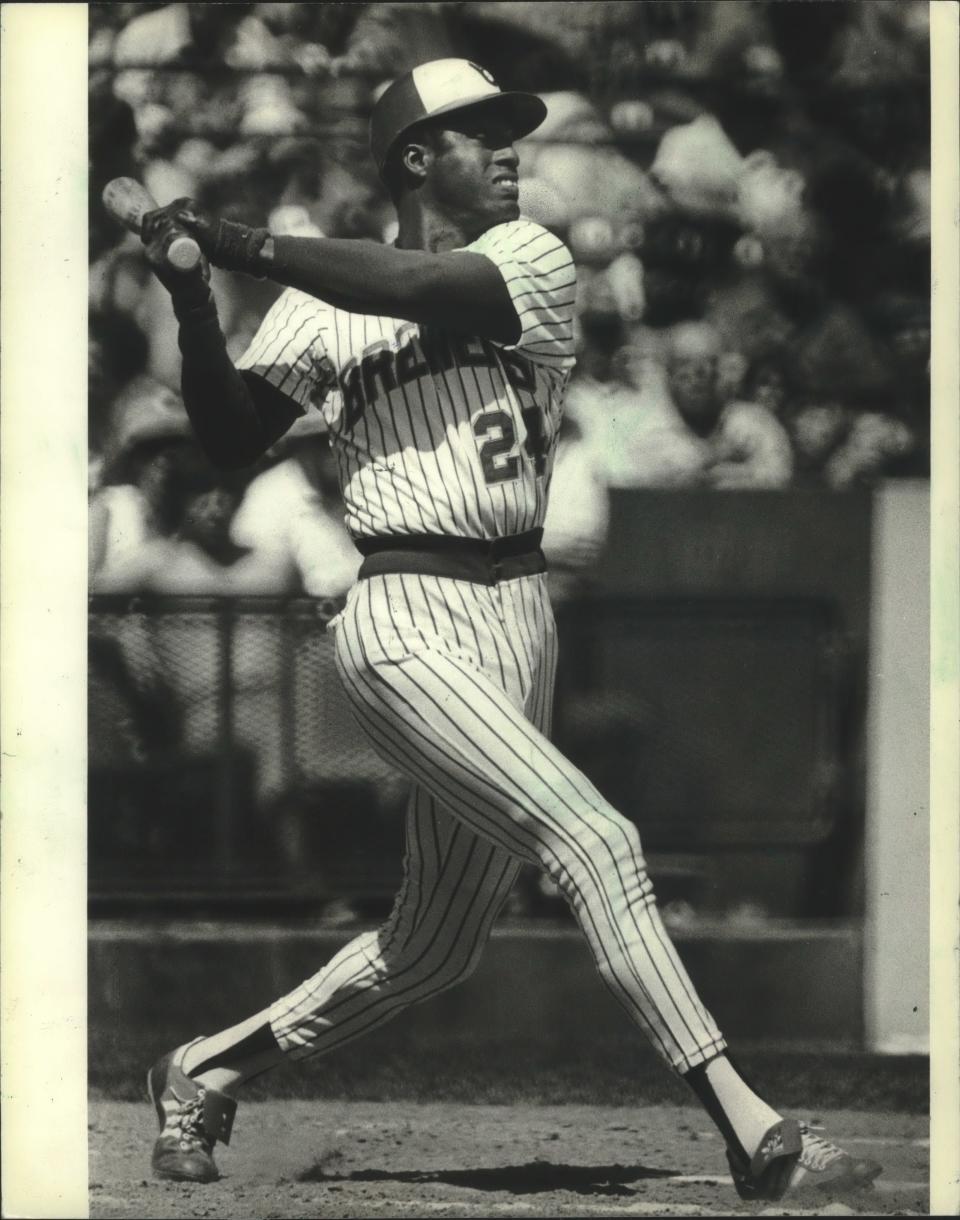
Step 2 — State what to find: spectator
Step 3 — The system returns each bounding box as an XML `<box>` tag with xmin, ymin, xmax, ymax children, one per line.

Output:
<box><xmin>121</xmin><ymin>427</ymin><xmax>334</xmax><ymax>810</ymax></box>
<box><xmin>264</xmin><ymin>137</ymin><xmax>387</xmax><ymax>245</ymax></box>
<box><xmin>822</xmin><ymin>411</ymin><xmax>917</xmax><ymax>490</ymax></box>
<box><xmin>460</xmin><ymin>0</ymin><xmax>643</xmax><ymax>85</ymax></box>
<box><xmin>333</xmin><ymin>2</ymin><xmax>459</xmax><ymax>80</ymax></box>
<box><xmin>738</xmin><ymin>351</ymin><xmax>791</xmax><ymax>426</ymax></box>
<box><xmin>649</xmin><ymin>0</ymin><xmax>783</xmax><ymax>92</ymax></box>
<box><xmin>614</xmin><ymin>323</ymin><xmax>794</xmax><ymax>490</ymax></box>
<box><xmin>230</xmin><ymin>425</ymin><xmax>362</xmax><ymax>602</ymax></box>
<box><xmin>563</xmin><ymin>308</ymin><xmax>658</xmax><ymax>491</ymax></box>
<box><xmin>90</xmin><ymin>2</ymin><xmax>929</xmax><ymax>497</ymax></box>
<box><xmin>667</xmin><ymin>322</ymin><xmax>793</xmax><ymax>489</ymax></box>
<box><xmin>91</xmin><ymin>374</ymin><xmax>296</xmax><ymax>595</ymax></box>
<box><xmin>89</xmin><ymin>385</ymin><xmax>197</xmax><ymax>590</ymax></box>
<box><xmin>787</xmin><ymin>402</ymin><xmax>855</xmax><ymax>486</ymax></box>
<box><xmin>521</xmin><ymin>90</ymin><xmax>666</xmax><ymax>226</ymax></box>
<box><xmin>705</xmin><ymin>273</ymin><xmax>797</xmax><ymax>367</ymax></box>
<box><xmin>542</xmin><ymin>415</ymin><xmax>610</xmax><ymax>604</ymax></box>
<box><xmin>790</xmin><ymin>302</ymin><xmax>894</xmax><ymax>408</ymax></box>
<box><xmin>788</xmin><ymin>402</ymin><xmax>919</xmax><ymax>490</ymax></box>
<box><xmin>112</xmin><ymin>2</ymin><xmax>305</xmax><ymax>164</ymax></box>
<box><xmin>254</xmin><ymin>3</ymin><xmax>356</xmax><ymax>79</ymax></box>
<box><xmin>140</xmin><ymin>467</ymin><xmax>295</xmax><ymax>597</ymax></box>
<box><xmin>640</xmin><ymin>207</ymin><xmax>742</xmax><ymax>329</ymax></box>
<box><xmin>88</xmin><ymin>308</ymin><xmax>151</xmax><ymax>488</ymax></box>
<box><xmin>865</xmin><ymin>291</ymin><xmax>930</xmax><ymax>461</ymax></box>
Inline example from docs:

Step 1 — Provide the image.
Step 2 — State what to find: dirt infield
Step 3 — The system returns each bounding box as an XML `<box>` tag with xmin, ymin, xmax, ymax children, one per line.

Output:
<box><xmin>89</xmin><ymin>1101</ymin><xmax>928</xmax><ymax>1218</ymax></box>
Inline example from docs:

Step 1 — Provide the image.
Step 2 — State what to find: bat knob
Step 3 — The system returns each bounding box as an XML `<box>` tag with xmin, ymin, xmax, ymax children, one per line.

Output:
<box><xmin>166</xmin><ymin>234</ymin><xmax>202</xmax><ymax>271</ymax></box>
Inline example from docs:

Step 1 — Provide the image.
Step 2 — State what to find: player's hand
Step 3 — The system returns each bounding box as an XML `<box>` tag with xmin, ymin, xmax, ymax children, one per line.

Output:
<box><xmin>142</xmin><ymin>196</ymin><xmax>218</xmax><ymax>248</ymax></box>
<box><xmin>143</xmin><ymin>196</ymin><xmax>270</xmax><ymax>278</ymax></box>
<box><xmin>140</xmin><ymin>198</ymin><xmax>211</xmax><ymax>300</ymax></box>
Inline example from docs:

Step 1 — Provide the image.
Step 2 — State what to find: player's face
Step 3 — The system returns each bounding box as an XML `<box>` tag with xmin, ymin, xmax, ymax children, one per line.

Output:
<box><xmin>427</xmin><ymin>112</ymin><xmax>521</xmax><ymax>237</ymax></box>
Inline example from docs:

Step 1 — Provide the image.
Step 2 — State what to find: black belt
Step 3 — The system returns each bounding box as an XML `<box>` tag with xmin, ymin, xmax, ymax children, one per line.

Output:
<box><xmin>355</xmin><ymin>529</ymin><xmax>547</xmax><ymax>585</ymax></box>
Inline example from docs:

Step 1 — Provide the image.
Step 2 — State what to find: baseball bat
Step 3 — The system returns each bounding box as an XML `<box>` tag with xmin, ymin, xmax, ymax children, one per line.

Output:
<box><xmin>101</xmin><ymin>177</ymin><xmax>202</xmax><ymax>272</ymax></box>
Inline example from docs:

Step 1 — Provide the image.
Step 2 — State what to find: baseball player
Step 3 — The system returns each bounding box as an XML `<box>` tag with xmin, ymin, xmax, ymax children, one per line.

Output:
<box><xmin>138</xmin><ymin>59</ymin><xmax>880</xmax><ymax>1201</ymax></box>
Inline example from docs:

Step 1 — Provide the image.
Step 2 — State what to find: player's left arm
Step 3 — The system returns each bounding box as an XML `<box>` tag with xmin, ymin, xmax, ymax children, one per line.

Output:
<box><xmin>265</xmin><ymin>238</ymin><xmax>523</xmax><ymax>345</ymax></box>
<box><xmin>143</xmin><ymin>198</ymin><xmax>522</xmax><ymax>343</ymax></box>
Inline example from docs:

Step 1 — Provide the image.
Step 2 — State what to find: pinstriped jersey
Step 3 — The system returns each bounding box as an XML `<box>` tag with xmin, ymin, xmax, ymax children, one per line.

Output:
<box><xmin>236</xmin><ymin>219</ymin><xmax>576</xmax><ymax>540</ymax></box>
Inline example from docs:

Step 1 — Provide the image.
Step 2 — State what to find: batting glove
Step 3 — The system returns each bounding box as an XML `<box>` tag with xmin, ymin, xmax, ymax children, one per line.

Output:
<box><xmin>140</xmin><ymin>200</ymin><xmax>211</xmax><ymax>302</ymax></box>
<box><xmin>143</xmin><ymin>197</ymin><xmax>270</xmax><ymax>277</ymax></box>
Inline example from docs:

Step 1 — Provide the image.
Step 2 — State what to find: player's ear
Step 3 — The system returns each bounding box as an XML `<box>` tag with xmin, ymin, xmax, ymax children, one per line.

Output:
<box><xmin>400</xmin><ymin>139</ymin><xmax>433</xmax><ymax>186</ymax></box>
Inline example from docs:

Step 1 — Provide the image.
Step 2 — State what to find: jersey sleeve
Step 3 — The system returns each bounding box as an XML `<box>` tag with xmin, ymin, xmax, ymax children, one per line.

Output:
<box><xmin>235</xmin><ymin>287</ymin><xmax>339</xmax><ymax>412</ymax></box>
<box><xmin>465</xmin><ymin>219</ymin><xmax>576</xmax><ymax>370</ymax></box>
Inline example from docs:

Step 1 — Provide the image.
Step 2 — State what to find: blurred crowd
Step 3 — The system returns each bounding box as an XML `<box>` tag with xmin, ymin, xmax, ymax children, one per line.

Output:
<box><xmin>89</xmin><ymin>1</ymin><xmax>931</xmax><ymax>599</ymax></box>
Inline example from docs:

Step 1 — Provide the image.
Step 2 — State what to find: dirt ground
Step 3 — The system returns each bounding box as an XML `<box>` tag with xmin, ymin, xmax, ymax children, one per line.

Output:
<box><xmin>88</xmin><ymin>1100</ymin><xmax>928</xmax><ymax>1218</ymax></box>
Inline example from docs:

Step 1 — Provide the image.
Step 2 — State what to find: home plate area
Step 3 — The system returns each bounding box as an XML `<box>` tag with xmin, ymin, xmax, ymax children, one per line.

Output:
<box><xmin>88</xmin><ymin>1101</ymin><xmax>928</xmax><ymax>1218</ymax></box>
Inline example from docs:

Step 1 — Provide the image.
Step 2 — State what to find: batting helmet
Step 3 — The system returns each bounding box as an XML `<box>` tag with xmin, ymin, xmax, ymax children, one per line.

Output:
<box><xmin>369</xmin><ymin>58</ymin><xmax>547</xmax><ymax>179</ymax></box>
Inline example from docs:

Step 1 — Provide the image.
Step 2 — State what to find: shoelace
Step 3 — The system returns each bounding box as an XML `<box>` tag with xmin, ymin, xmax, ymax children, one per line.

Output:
<box><xmin>798</xmin><ymin>1124</ymin><xmax>843</xmax><ymax>1172</ymax></box>
<box><xmin>173</xmin><ymin>1091</ymin><xmax>212</xmax><ymax>1153</ymax></box>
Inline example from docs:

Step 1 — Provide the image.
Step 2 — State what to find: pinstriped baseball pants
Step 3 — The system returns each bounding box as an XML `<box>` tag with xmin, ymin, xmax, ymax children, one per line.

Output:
<box><xmin>268</xmin><ymin>571</ymin><xmax>726</xmax><ymax>1073</ymax></box>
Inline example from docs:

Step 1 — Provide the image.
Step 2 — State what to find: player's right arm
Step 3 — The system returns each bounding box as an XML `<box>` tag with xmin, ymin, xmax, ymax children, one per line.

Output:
<box><xmin>175</xmin><ymin>278</ymin><xmax>303</xmax><ymax>469</ymax></box>
<box><xmin>142</xmin><ymin>212</ymin><xmax>302</xmax><ymax>470</ymax></box>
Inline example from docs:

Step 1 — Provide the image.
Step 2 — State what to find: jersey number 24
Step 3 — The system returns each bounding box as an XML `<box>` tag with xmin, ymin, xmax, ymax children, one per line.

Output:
<box><xmin>473</xmin><ymin>407</ymin><xmax>548</xmax><ymax>485</ymax></box>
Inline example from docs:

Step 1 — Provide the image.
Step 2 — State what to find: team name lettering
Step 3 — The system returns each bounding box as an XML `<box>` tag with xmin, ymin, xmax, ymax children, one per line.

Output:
<box><xmin>337</xmin><ymin>328</ymin><xmax>536</xmax><ymax>428</ymax></box>
<box><xmin>340</xmin><ymin>360</ymin><xmax>365</xmax><ymax>431</ymax></box>
<box><xmin>499</xmin><ymin>348</ymin><xmax>536</xmax><ymax>395</ymax></box>
<box><xmin>361</xmin><ymin>341</ymin><xmax>397</xmax><ymax>408</ymax></box>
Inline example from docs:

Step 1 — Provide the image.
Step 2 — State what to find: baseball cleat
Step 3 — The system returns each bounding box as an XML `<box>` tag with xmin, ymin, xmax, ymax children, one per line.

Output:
<box><xmin>147</xmin><ymin>1038</ymin><xmax>237</xmax><ymax>1183</ymax></box>
<box><xmin>726</xmin><ymin>1117</ymin><xmax>803</xmax><ymax>1201</ymax></box>
<box><xmin>785</xmin><ymin>1123</ymin><xmax>883</xmax><ymax>1193</ymax></box>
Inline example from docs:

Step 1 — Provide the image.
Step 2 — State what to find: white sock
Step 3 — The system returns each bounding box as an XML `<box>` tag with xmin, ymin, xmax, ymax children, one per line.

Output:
<box><xmin>704</xmin><ymin>1056</ymin><xmax>783</xmax><ymax>1158</ymax></box>
<box><xmin>180</xmin><ymin>1008</ymin><xmax>284</xmax><ymax>1096</ymax></box>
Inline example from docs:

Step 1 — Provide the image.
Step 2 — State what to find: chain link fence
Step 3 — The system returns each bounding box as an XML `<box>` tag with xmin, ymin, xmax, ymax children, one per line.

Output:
<box><xmin>89</xmin><ymin>591</ymin><xmax>851</xmax><ymax>913</ymax></box>
<box><xmin>89</xmin><ymin>596</ymin><xmax>405</xmax><ymax>907</ymax></box>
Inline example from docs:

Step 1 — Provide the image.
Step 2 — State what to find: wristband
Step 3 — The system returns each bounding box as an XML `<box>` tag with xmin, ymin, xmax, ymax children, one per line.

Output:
<box><xmin>210</xmin><ymin>219</ymin><xmax>270</xmax><ymax>277</ymax></box>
